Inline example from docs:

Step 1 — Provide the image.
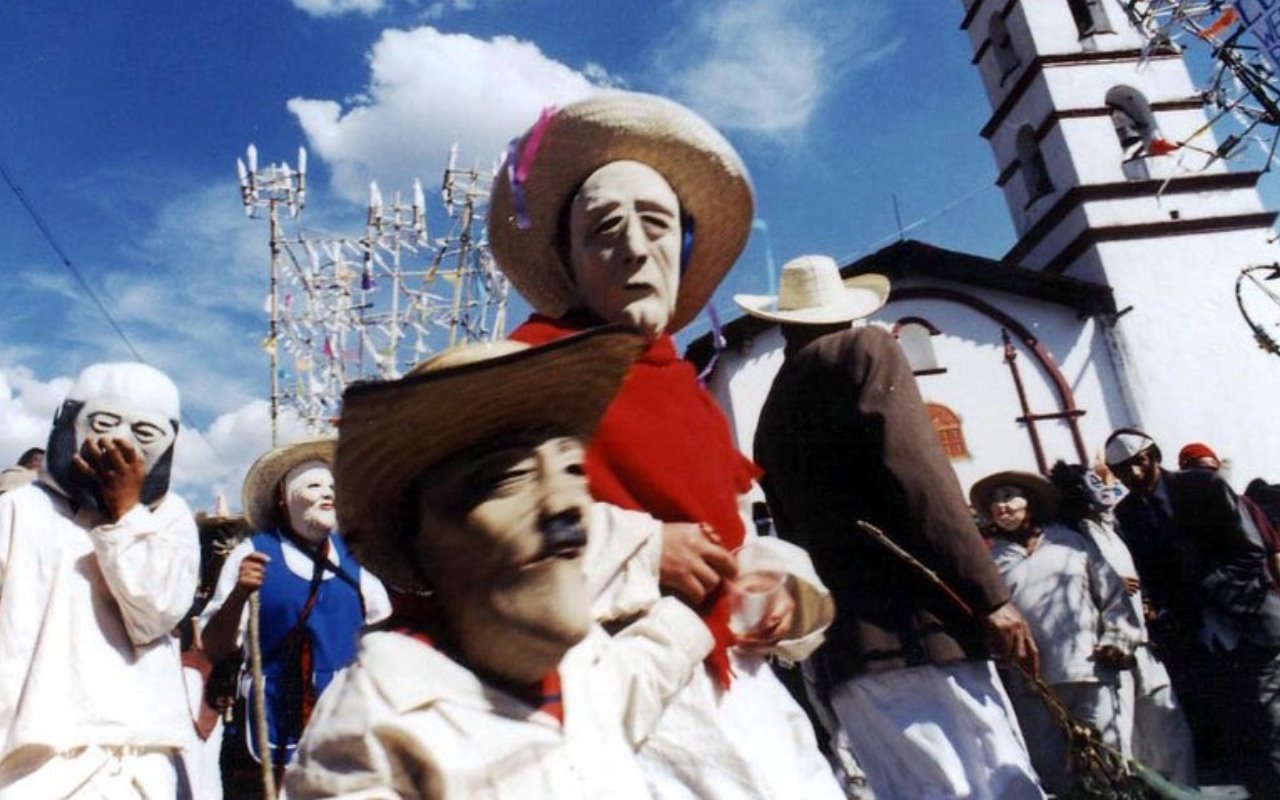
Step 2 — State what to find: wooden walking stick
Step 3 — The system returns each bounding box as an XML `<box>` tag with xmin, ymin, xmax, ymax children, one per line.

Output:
<box><xmin>248</xmin><ymin>591</ymin><xmax>277</xmax><ymax>799</ymax></box>
<box><xmin>854</xmin><ymin>520</ymin><xmax>1207</xmax><ymax>799</ymax></box>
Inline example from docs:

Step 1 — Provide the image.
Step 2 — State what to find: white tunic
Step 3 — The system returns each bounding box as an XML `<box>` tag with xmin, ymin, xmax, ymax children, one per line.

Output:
<box><xmin>990</xmin><ymin>523</ymin><xmax>1141</xmax><ymax>686</ymax></box>
<box><xmin>0</xmin><ymin>482</ymin><xmax>199</xmax><ymax>760</ymax></box>
<box><xmin>282</xmin><ymin>598</ymin><xmax>713</xmax><ymax>799</ymax></box>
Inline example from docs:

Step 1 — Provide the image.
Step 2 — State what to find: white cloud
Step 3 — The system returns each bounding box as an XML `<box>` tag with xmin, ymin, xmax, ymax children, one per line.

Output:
<box><xmin>288</xmin><ymin>27</ymin><xmax>604</xmax><ymax>204</ymax></box>
<box><xmin>0</xmin><ymin>366</ymin><xmax>71</xmax><ymax>463</ymax></box>
<box><xmin>291</xmin><ymin>0</ymin><xmax>386</xmax><ymax>18</ymax></box>
<box><xmin>174</xmin><ymin>400</ymin><xmax>311</xmax><ymax>511</ymax></box>
<box><xmin>654</xmin><ymin>0</ymin><xmax>902</xmax><ymax>137</ymax></box>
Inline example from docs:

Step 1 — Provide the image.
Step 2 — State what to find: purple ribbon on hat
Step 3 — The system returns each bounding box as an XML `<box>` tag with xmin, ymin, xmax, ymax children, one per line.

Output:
<box><xmin>506</xmin><ymin>105</ymin><xmax>557</xmax><ymax>230</ymax></box>
<box><xmin>697</xmin><ymin>303</ymin><xmax>727</xmax><ymax>386</ymax></box>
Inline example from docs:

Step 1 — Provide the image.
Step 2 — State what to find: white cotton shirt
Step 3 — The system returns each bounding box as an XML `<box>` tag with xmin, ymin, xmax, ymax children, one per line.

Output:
<box><xmin>0</xmin><ymin>482</ymin><xmax>199</xmax><ymax>758</ymax></box>
<box><xmin>282</xmin><ymin>597</ymin><xmax>714</xmax><ymax>799</ymax></box>
<box><xmin>199</xmin><ymin>534</ymin><xmax>392</xmax><ymax>644</ymax></box>
<box><xmin>587</xmin><ymin>499</ymin><xmax>843</xmax><ymax>800</ymax></box>
<box><xmin>991</xmin><ymin>523</ymin><xmax>1142</xmax><ymax>686</ymax></box>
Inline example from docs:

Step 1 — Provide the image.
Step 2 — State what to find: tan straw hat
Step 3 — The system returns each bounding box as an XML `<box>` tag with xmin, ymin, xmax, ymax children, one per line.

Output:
<box><xmin>734</xmin><ymin>255</ymin><xmax>889</xmax><ymax>325</ymax></box>
<box><xmin>968</xmin><ymin>470</ymin><xmax>1060</xmax><ymax>524</ymax></box>
<box><xmin>488</xmin><ymin>91</ymin><xmax>754</xmax><ymax>334</ymax></box>
<box><xmin>241</xmin><ymin>437</ymin><xmax>336</xmax><ymax>532</ymax></box>
<box><xmin>335</xmin><ymin>325</ymin><xmax>646</xmax><ymax>592</ymax></box>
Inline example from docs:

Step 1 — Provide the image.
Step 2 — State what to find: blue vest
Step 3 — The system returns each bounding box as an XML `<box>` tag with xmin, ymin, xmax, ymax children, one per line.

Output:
<box><xmin>247</xmin><ymin>530</ymin><xmax>365</xmax><ymax>766</ymax></box>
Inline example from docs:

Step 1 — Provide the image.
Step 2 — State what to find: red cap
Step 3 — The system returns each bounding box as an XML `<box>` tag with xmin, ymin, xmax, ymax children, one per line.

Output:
<box><xmin>1178</xmin><ymin>442</ymin><xmax>1219</xmax><ymax>470</ymax></box>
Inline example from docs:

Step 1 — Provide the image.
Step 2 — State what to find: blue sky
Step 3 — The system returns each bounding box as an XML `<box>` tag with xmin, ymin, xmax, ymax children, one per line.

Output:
<box><xmin>0</xmin><ymin>0</ymin><xmax>1048</xmax><ymax>508</ymax></box>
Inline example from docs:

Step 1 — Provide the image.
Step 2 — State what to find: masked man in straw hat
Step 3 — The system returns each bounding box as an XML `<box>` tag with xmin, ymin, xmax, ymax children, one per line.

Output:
<box><xmin>0</xmin><ymin>362</ymin><xmax>199</xmax><ymax>797</ymax></box>
<box><xmin>1105</xmin><ymin>427</ymin><xmax>1280</xmax><ymax>791</ymax></box>
<box><xmin>284</xmin><ymin>326</ymin><xmax>719</xmax><ymax>799</ymax></box>
<box><xmin>490</xmin><ymin>92</ymin><xmax>842</xmax><ymax>799</ymax></box>
<box><xmin>974</xmin><ymin>470</ymin><xmax>1139</xmax><ymax>796</ymax></box>
<box><xmin>200</xmin><ymin>438</ymin><xmax>390</xmax><ymax>793</ymax></box>
<box><xmin>745</xmin><ymin>256</ymin><xmax>1044</xmax><ymax>799</ymax></box>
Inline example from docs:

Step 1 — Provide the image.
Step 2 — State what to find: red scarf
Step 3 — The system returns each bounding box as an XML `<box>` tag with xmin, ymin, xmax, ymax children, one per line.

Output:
<box><xmin>512</xmin><ymin>314</ymin><xmax>760</xmax><ymax>688</ymax></box>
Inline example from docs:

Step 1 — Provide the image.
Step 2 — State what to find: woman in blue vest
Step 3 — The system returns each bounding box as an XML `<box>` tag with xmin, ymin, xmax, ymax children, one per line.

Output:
<box><xmin>200</xmin><ymin>438</ymin><xmax>390</xmax><ymax>795</ymax></box>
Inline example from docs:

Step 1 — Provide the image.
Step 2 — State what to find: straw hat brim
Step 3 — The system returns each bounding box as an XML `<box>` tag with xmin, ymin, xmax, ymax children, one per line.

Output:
<box><xmin>733</xmin><ymin>274</ymin><xmax>891</xmax><ymax>326</ymax></box>
<box><xmin>241</xmin><ymin>438</ymin><xmax>337</xmax><ymax>532</ymax></box>
<box><xmin>969</xmin><ymin>470</ymin><xmax>1060</xmax><ymax>524</ymax></box>
<box><xmin>489</xmin><ymin>91</ymin><xmax>754</xmax><ymax>334</ymax></box>
<box><xmin>335</xmin><ymin>326</ymin><xmax>646</xmax><ymax>593</ymax></box>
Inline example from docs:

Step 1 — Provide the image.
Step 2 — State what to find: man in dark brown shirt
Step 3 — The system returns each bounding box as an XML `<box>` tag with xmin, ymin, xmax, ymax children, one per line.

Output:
<box><xmin>741</xmin><ymin>255</ymin><xmax>1042</xmax><ymax>798</ymax></box>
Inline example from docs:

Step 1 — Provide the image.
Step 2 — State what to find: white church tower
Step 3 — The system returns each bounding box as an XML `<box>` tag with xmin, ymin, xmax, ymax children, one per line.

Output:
<box><xmin>962</xmin><ymin>0</ymin><xmax>1280</xmax><ymax>485</ymax></box>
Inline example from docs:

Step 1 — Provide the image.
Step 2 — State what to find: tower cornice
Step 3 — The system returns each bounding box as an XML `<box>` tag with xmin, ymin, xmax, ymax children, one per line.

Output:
<box><xmin>1004</xmin><ymin>171</ymin><xmax>1266</xmax><ymax>266</ymax></box>
<box><xmin>981</xmin><ymin>51</ymin><xmax>1183</xmax><ymax>140</ymax></box>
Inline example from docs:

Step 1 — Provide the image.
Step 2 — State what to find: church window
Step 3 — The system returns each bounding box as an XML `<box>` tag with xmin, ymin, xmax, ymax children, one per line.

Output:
<box><xmin>1068</xmin><ymin>0</ymin><xmax>1113</xmax><ymax>37</ymax></box>
<box><xmin>989</xmin><ymin>14</ymin><xmax>1020</xmax><ymax>81</ymax></box>
<box><xmin>1015</xmin><ymin>125</ymin><xmax>1053</xmax><ymax>204</ymax></box>
<box><xmin>894</xmin><ymin>318</ymin><xmax>946</xmax><ymax>376</ymax></box>
<box><xmin>927</xmin><ymin>403</ymin><xmax>969</xmax><ymax>459</ymax></box>
<box><xmin>1107</xmin><ymin>85</ymin><xmax>1166</xmax><ymax>180</ymax></box>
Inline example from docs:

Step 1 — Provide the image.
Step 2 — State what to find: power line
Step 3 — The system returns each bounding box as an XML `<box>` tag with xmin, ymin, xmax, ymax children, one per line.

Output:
<box><xmin>0</xmin><ymin>158</ymin><xmax>214</xmax><ymax>445</ymax></box>
<box><xmin>0</xmin><ymin>159</ymin><xmax>148</xmax><ymax>363</ymax></box>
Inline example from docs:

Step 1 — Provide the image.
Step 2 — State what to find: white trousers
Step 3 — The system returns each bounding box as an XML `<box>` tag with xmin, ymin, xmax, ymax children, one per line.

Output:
<box><xmin>0</xmin><ymin>745</ymin><xmax>186</xmax><ymax>799</ymax></box>
<box><xmin>831</xmin><ymin>661</ymin><xmax>1045</xmax><ymax>800</ymax></box>
<box><xmin>1129</xmin><ymin>648</ymin><xmax>1196</xmax><ymax>786</ymax></box>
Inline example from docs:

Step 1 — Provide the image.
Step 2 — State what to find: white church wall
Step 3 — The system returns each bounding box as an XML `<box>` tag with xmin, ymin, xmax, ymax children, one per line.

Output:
<box><xmin>702</xmin><ymin>283</ymin><xmax>1130</xmax><ymax>498</ymax></box>
<box><xmin>1092</xmin><ymin>231</ymin><xmax>1280</xmax><ymax>489</ymax></box>
<box><xmin>1019</xmin><ymin>0</ymin><xmax>1148</xmax><ymax>54</ymax></box>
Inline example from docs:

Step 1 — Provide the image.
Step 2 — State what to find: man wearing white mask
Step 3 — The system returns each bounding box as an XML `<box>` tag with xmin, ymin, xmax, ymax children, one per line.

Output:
<box><xmin>200</xmin><ymin>439</ymin><xmax>390</xmax><ymax>795</ymax></box>
<box><xmin>0</xmin><ymin>362</ymin><xmax>199</xmax><ymax>798</ymax></box>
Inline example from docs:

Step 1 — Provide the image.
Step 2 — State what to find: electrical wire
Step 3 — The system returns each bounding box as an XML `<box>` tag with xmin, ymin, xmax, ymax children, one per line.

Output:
<box><xmin>0</xmin><ymin>159</ymin><xmax>149</xmax><ymax>364</ymax></box>
<box><xmin>0</xmin><ymin>158</ymin><xmax>217</xmax><ymax>452</ymax></box>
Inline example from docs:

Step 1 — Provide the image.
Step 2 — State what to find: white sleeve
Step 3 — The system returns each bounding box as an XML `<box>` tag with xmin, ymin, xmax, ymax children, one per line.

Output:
<box><xmin>198</xmin><ymin>540</ymin><xmax>255</xmax><ymax>647</ymax></box>
<box><xmin>89</xmin><ymin>492</ymin><xmax>200</xmax><ymax>647</ymax></box>
<box><xmin>359</xmin><ymin>569</ymin><xmax>392</xmax><ymax>626</ymax></box>
<box><xmin>601</xmin><ymin>597</ymin><xmax>714</xmax><ymax>748</ymax></box>
<box><xmin>585</xmin><ymin>502</ymin><xmax>663</xmax><ymax>623</ymax></box>
<box><xmin>0</xmin><ymin>493</ymin><xmax>13</xmax><ymax>598</ymax></box>
<box><xmin>1083</xmin><ymin>531</ymin><xmax>1142</xmax><ymax>653</ymax></box>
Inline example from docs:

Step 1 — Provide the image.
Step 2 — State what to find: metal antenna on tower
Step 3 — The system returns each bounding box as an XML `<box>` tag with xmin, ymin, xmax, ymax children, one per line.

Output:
<box><xmin>238</xmin><ymin>144</ymin><xmax>509</xmax><ymax>439</ymax></box>
<box><xmin>238</xmin><ymin>144</ymin><xmax>307</xmax><ymax>446</ymax></box>
<box><xmin>1122</xmin><ymin>2</ymin><xmax>1280</xmax><ymax>169</ymax></box>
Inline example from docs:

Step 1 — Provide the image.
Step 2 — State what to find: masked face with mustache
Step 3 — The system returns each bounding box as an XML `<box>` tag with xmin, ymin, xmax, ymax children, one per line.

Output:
<box><xmin>413</xmin><ymin>433</ymin><xmax>594</xmax><ymax>685</ymax></box>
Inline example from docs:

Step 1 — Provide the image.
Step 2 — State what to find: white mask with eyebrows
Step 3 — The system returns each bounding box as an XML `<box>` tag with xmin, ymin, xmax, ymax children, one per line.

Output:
<box><xmin>72</xmin><ymin>397</ymin><xmax>177</xmax><ymax>475</ymax></box>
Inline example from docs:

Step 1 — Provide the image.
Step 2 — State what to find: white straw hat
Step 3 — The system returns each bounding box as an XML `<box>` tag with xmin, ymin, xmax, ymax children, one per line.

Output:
<box><xmin>969</xmin><ymin>470</ymin><xmax>1060</xmax><ymax>524</ymax></box>
<box><xmin>488</xmin><ymin>91</ymin><xmax>754</xmax><ymax>334</ymax></box>
<box><xmin>335</xmin><ymin>326</ymin><xmax>646</xmax><ymax>592</ymax></box>
<box><xmin>241</xmin><ymin>438</ymin><xmax>336</xmax><ymax>532</ymax></box>
<box><xmin>734</xmin><ymin>255</ymin><xmax>889</xmax><ymax>325</ymax></box>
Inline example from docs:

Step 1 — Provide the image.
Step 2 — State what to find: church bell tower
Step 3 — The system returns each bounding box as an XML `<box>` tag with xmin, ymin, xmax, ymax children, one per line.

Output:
<box><xmin>960</xmin><ymin>0</ymin><xmax>1280</xmax><ymax>484</ymax></box>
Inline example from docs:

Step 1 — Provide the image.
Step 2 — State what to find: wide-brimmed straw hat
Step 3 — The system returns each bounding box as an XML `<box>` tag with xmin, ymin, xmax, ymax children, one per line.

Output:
<box><xmin>734</xmin><ymin>255</ymin><xmax>889</xmax><ymax>325</ymax></box>
<box><xmin>336</xmin><ymin>326</ymin><xmax>645</xmax><ymax>592</ymax></box>
<box><xmin>488</xmin><ymin>91</ymin><xmax>754</xmax><ymax>334</ymax></box>
<box><xmin>241</xmin><ymin>437</ymin><xmax>336</xmax><ymax>532</ymax></box>
<box><xmin>969</xmin><ymin>470</ymin><xmax>1060</xmax><ymax>524</ymax></box>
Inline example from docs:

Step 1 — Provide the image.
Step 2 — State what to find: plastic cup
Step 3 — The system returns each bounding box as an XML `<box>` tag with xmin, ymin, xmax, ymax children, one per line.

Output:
<box><xmin>728</xmin><ymin>541</ymin><xmax>788</xmax><ymax>637</ymax></box>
